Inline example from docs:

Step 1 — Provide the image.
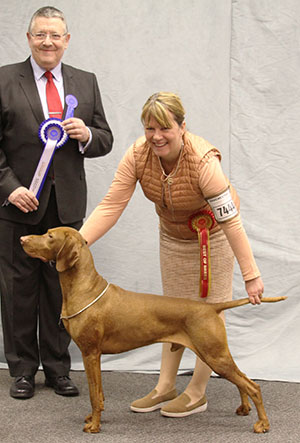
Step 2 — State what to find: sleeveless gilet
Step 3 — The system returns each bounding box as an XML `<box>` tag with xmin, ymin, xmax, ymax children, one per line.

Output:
<box><xmin>133</xmin><ymin>132</ymin><xmax>238</xmax><ymax>240</ymax></box>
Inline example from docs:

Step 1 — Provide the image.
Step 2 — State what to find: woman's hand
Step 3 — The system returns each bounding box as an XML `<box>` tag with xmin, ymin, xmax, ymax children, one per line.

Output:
<box><xmin>245</xmin><ymin>277</ymin><xmax>264</xmax><ymax>305</ymax></box>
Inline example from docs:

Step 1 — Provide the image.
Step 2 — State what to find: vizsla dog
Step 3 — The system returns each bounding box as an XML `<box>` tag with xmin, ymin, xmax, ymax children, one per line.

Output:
<box><xmin>20</xmin><ymin>227</ymin><xmax>286</xmax><ymax>434</ymax></box>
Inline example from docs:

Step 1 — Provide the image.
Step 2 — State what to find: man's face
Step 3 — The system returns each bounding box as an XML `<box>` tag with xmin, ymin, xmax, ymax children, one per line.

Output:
<box><xmin>27</xmin><ymin>17</ymin><xmax>70</xmax><ymax>70</ymax></box>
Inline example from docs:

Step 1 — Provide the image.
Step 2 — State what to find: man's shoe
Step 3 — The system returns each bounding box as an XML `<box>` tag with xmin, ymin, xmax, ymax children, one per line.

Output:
<box><xmin>45</xmin><ymin>375</ymin><xmax>79</xmax><ymax>396</ymax></box>
<box><xmin>10</xmin><ymin>376</ymin><xmax>35</xmax><ymax>399</ymax></box>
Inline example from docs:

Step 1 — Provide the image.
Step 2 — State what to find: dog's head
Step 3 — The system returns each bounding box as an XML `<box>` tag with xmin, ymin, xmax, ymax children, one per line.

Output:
<box><xmin>20</xmin><ymin>226</ymin><xmax>87</xmax><ymax>272</ymax></box>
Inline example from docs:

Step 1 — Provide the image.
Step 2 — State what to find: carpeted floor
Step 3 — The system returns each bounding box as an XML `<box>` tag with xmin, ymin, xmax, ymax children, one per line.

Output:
<box><xmin>0</xmin><ymin>369</ymin><xmax>299</xmax><ymax>443</ymax></box>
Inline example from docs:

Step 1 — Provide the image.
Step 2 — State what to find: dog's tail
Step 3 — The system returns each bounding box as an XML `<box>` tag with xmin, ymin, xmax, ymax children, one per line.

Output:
<box><xmin>211</xmin><ymin>296</ymin><xmax>287</xmax><ymax>314</ymax></box>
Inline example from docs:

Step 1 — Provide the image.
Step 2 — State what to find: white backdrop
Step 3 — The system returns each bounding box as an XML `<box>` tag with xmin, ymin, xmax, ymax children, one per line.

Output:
<box><xmin>0</xmin><ymin>0</ymin><xmax>299</xmax><ymax>382</ymax></box>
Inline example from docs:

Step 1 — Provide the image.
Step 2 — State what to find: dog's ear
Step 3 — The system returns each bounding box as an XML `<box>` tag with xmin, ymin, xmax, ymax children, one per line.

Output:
<box><xmin>56</xmin><ymin>234</ymin><xmax>81</xmax><ymax>272</ymax></box>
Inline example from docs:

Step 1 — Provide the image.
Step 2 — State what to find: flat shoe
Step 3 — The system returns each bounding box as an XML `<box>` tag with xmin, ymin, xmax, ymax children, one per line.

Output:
<box><xmin>10</xmin><ymin>376</ymin><xmax>35</xmax><ymax>399</ymax></box>
<box><xmin>130</xmin><ymin>388</ymin><xmax>178</xmax><ymax>413</ymax></box>
<box><xmin>160</xmin><ymin>392</ymin><xmax>207</xmax><ymax>417</ymax></box>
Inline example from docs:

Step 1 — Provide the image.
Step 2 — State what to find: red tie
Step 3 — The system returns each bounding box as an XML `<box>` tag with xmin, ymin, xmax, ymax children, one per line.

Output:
<box><xmin>44</xmin><ymin>71</ymin><xmax>63</xmax><ymax>119</ymax></box>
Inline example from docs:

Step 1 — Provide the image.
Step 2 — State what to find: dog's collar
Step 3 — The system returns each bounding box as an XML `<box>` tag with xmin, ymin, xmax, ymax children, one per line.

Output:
<box><xmin>60</xmin><ymin>283</ymin><xmax>110</xmax><ymax>321</ymax></box>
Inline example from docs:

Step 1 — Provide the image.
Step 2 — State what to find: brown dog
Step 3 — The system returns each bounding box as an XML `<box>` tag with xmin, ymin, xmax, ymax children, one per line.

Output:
<box><xmin>20</xmin><ymin>226</ymin><xmax>286</xmax><ymax>434</ymax></box>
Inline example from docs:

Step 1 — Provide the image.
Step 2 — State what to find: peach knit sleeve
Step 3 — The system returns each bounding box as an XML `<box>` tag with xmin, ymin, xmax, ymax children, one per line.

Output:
<box><xmin>199</xmin><ymin>153</ymin><xmax>260</xmax><ymax>281</ymax></box>
<box><xmin>80</xmin><ymin>146</ymin><xmax>137</xmax><ymax>245</ymax></box>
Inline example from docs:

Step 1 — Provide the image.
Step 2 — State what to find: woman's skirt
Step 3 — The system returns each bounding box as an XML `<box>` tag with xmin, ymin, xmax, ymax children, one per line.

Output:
<box><xmin>160</xmin><ymin>229</ymin><xmax>234</xmax><ymax>304</ymax></box>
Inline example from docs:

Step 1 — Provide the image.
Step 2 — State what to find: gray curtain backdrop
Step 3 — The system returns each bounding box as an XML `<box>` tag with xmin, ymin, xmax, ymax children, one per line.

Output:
<box><xmin>0</xmin><ymin>0</ymin><xmax>299</xmax><ymax>382</ymax></box>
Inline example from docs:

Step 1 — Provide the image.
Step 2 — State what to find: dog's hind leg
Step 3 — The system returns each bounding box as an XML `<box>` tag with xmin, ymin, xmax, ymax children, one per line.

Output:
<box><xmin>236</xmin><ymin>386</ymin><xmax>251</xmax><ymax>416</ymax></box>
<box><xmin>82</xmin><ymin>352</ymin><xmax>103</xmax><ymax>433</ymax></box>
<box><xmin>189</xmin><ymin>312</ymin><xmax>269</xmax><ymax>433</ymax></box>
<box><xmin>203</xmin><ymin>352</ymin><xmax>270</xmax><ymax>433</ymax></box>
<box><xmin>225</xmin><ymin>365</ymin><xmax>269</xmax><ymax>433</ymax></box>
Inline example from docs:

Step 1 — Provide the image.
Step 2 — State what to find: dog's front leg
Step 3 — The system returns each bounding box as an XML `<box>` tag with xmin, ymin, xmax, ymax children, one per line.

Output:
<box><xmin>82</xmin><ymin>352</ymin><xmax>103</xmax><ymax>433</ymax></box>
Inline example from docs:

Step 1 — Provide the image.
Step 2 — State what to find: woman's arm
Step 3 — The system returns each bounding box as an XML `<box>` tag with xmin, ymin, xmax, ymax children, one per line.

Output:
<box><xmin>80</xmin><ymin>146</ymin><xmax>137</xmax><ymax>245</ymax></box>
<box><xmin>199</xmin><ymin>154</ymin><xmax>264</xmax><ymax>303</ymax></box>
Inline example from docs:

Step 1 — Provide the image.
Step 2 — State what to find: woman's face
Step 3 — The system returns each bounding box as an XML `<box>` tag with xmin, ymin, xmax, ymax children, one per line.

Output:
<box><xmin>144</xmin><ymin>111</ymin><xmax>185</xmax><ymax>163</ymax></box>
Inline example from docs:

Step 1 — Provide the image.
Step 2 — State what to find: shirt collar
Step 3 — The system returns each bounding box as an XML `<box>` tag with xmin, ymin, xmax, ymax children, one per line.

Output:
<box><xmin>30</xmin><ymin>56</ymin><xmax>62</xmax><ymax>82</ymax></box>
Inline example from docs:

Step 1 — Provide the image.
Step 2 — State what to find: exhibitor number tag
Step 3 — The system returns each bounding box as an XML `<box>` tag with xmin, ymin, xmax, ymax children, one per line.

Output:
<box><xmin>206</xmin><ymin>188</ymin><xmax>238</xmax><ymax>223</ymax></box>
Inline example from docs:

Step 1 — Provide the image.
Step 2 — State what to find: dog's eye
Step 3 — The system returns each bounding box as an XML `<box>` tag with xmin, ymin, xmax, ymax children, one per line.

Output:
<box><xmin>48</xmin><ymin>233</ymin><xmax>53</xmax><ymax>239</ymax></box>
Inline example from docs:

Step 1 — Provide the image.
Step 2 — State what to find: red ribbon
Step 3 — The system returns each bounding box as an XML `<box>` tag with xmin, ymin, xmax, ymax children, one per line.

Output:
<box><xmin>188</xmin><ymin>210</ymin><xmax>216</xmax><ymax>298</ymax></box>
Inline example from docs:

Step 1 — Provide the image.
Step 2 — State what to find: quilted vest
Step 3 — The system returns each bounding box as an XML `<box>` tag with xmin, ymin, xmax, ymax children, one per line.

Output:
<box><xmin>133</xmin><ymin>132</ymin><xmax>239</xmax><ymax>240</ymax></box>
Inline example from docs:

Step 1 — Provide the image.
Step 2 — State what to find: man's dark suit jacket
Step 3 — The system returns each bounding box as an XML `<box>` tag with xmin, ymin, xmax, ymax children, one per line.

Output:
<box><xmin>0</xmin><ymin>57</ymin><xmax>113</xmax><ymax>225</ymax></box>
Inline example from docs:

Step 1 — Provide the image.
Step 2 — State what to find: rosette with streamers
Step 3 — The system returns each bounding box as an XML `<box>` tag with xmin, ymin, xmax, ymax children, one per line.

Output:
<box><xmin>29</xmin><ymin>119</ymin><xmax>68</xmax><ymax>198</ymax></box>
<box><xmin>29</xmin><ymin>94</ymin><xmax>78</xmax><ymax>199</ymax></box>
<box><xmin>188</xmin><ymin>210</ymin><xmax>216</xmax><ymax>298</ymax></box>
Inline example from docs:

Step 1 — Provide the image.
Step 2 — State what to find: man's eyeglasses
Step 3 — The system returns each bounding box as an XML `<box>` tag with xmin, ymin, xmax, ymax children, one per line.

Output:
<box><xmin>30</xmin><ymin>32</ymin><xmax>67</xmax><ymax>41</ymax></box>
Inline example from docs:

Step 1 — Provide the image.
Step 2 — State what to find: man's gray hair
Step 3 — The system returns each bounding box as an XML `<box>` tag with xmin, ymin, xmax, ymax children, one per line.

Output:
<box><xmin>28</xmin><ymin>6</ymin><xmax>68</xmax><ymax>33</ymax></box>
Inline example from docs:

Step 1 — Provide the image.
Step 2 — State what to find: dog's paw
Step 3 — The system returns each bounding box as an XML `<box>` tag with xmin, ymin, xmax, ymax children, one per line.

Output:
<box><xmin>84</xmin><ymin>413</ymin><xmax>92</xmax><ymax>423</ymax></box>
<box><xmin>253</xmin><ymin>420</ymin><xmax>270</xmax><ymax>433</ymax></box>
<box><xmin>236</xmin><ymin>404</ymin><xmax>251</xmax><ymax>416</ymax></box>
<box><xmin>83</xmin><ymin>422</ymin><xmax>101</xmax><ymax>433</ymax></box>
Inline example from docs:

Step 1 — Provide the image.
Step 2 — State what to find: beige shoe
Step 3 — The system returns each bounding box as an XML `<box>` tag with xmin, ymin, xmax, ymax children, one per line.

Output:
<box><xmin>130</xmin><ymin>388</ymin><xmax>178</xmax><ymax>413</ymax></box>
<box><xmin>160</xmin><ymin>392</ymin><xmax>207</xmax><ymax>417</ymax></box>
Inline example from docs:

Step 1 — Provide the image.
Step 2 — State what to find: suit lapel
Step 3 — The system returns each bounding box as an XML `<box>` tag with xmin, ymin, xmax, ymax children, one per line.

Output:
<box><xmin>62</xmin><ymin>64</ymin><xmax>75</xmax><ymax>119</ymax></box>
<box><xmin>19</xmin><ymin>58</ymin><xmax>45</xmax><ymax>125</ymax></box>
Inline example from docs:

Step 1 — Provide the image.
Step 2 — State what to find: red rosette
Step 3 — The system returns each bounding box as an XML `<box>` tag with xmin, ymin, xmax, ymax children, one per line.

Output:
<box><xmin>188</xmin><ymin>209</ymin><xmax>216</xmax><ymax>233</ymax></box>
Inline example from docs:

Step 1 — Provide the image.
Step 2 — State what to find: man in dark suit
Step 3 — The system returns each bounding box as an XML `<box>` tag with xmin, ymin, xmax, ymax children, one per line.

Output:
<box><xmin>0</xmin><ymin>6</ymin><xmax>113</xmax><ymax>399</ymax></box>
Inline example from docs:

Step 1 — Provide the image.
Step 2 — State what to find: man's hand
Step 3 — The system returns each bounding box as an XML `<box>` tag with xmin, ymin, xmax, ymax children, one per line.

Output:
<box><xmin>8</xmin><ymin>187</ymin><xmax>39</xmax><ymax>213</ymax></box>
<box><xmin>62</xmin><ymin>118</ymin><xmax>90</xmax><ymax>143</ymax></box>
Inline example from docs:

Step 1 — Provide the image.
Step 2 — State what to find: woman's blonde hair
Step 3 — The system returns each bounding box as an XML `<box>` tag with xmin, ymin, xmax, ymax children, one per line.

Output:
<box><xmin>141</xmin><ymin>92</ymin><xmax>185</xmax><ymax>128</ymax></box>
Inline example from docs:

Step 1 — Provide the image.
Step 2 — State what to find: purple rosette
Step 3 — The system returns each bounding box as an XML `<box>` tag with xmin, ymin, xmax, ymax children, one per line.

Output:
<box><xmin>39</xmin><ymin>118</ymin><xmax>68</xmax><ymax>148</ymax></box>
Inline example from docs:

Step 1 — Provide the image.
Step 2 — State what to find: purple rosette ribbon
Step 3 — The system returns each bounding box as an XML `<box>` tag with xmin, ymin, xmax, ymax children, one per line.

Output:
<box><xmin>29</xmin><ymin>95</ymin><xmax>78</xmax><ymax>199</ymax></box>
<box><xmin>65</xmin><ymin>94</ymin><xmax>78</xmax><ymax>119</ymax></box>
